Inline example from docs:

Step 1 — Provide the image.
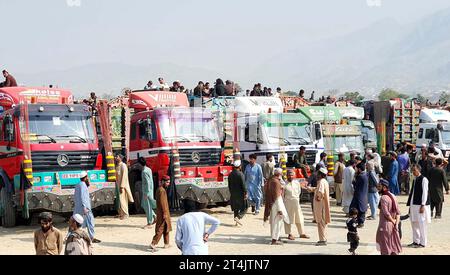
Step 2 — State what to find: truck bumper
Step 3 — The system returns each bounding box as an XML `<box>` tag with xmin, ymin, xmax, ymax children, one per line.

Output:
<box><xmin>175</xmin><ymin>178</ymin><xmax>230</xmax><ymax>204</ymax></box>
<box><xmin>13</xmin><ymin>183</ymin><xmax>116</xmax><ymax>213</ymax></box>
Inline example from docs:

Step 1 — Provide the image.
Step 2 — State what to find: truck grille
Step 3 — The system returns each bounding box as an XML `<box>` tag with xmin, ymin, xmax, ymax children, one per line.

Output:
<box><xmin>31</xmin><ymin>151</ymin><xmax>99</xmax><ymax>172</ymax></box>
<box><xmin>178</xmin><ymin>148</ymin><xmax>222</xmax><ymax>166</ymax></box>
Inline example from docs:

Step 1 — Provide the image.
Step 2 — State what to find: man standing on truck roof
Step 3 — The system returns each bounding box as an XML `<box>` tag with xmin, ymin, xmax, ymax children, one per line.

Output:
<box><xmin>158</xmin><ymin>77</ymin><xmax>170</xmax><ymax>91</ymax></box>
<box><xmin>34</xmin><ymin>212</ymin><xmax>64</xmax><ymax>255</ymax></box>
<box><xmin>115</xmin><ymin>154</ymin><xmax>134</xmax><ymax>220</ymax></box>
<box><xmin>139</xmin><ymin>157</ymin><xmax>156</xmax><ymax>229</ymax></box>
<box><xmin>1</xmin><ymin>70</ymin><xmax>17</xmax><ymax>87</ymax></box>
<box><xmin>244</xmin><ymin>154</ymin><xmax>264</xmax><ymax>215</ymax></box>
<box><xmin>74</xmin><ymin>171</ymin><xmax>101</xmax><ymax>243</ymax></box>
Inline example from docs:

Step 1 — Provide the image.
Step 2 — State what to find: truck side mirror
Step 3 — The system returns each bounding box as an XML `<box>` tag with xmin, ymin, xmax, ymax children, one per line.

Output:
<box><xmin>314</xmin><ymin>123</ymin><xmax>322</xmax><ymax>140</ymax></box>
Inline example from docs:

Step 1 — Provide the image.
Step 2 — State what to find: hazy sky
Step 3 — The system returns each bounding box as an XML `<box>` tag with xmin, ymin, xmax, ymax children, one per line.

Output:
<box><xmin>1</xmin><ymin>0</ymin><xmax>450</xmax><ymax>74</ymax></box>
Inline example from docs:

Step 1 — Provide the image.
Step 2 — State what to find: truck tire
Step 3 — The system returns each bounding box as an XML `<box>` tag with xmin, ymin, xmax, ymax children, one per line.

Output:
<box><xmin>1</xmin><ymin>187</ymin><xmax>17</xmax><ymax>228</ymax></box>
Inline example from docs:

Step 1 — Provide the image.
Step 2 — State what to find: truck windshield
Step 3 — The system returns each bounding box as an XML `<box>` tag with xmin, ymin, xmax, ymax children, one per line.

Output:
<box><xmin>361</xmin><ymin>126</ymin><xmax>376</xmax><ymax>142</ymax></box>
<box><xmin>264</xmin><ymin>124</ymin><xmax>312</xmax><ymax>145</ymax></box>
<box><xmin>328</xmin><ymin>136</ymin><xmax>363</xmax><ymax>153</ymax></box>
<box><xmin>24</xmin><ymin>115</ymin><xmax>95</xmax><ymax>144</ymax></box>
<box><xmin>160</xmin><ymin>118</ymin><xmax>220</xmax><ymax>142</ymax></box>
<box><xmin>441</xmin><ymin>130</ymin><xmax>450</xmax><ymax>145</ymax></box>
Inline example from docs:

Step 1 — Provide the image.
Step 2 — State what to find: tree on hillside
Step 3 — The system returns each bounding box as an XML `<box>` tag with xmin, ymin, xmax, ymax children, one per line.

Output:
<box><xmin>100</xmin><ymin>92</ymin><xmax>115</xmax><ymax>100</ymax></box>
<box><xmin>439</xmin><ymin>91</ymin><xmax>450</xmax><ymax>103</ymax></box>
<box><xmin>283</xmin><ymin>91</ymin><xmax>298</xmax><ymax>97</ymax></box>
<box><xmin>343</xmin><ymin>92</ymin><xmax>365</xmax><ymax>103</ymax></box>
<box><xmin>378</xmin><ymin>88</ymin><xmax>409</xmax><ymax>101</ymax></box>
<box><xmin>416</xmin><ymin>93</ymin><xmax>428</xmax><ymax>105</ymax></box>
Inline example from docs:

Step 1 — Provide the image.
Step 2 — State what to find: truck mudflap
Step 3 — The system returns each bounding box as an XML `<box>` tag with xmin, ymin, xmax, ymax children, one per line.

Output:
<box><xmin>175</xmin><ymin>177</ymin><xmax>230</xmax><ymax>204</ymax></box>
<box><xmin>13</xmin><ymin>171</ymin><xmax>116</xmax><ymax>213</ymax></box>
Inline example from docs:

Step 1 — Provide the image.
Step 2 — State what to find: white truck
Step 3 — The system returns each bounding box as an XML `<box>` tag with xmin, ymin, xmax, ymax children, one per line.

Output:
<box><xmin>208</xmin><ymin>97</ymin><xmax>323</xmax><ymax>167</ymax></box>
<box><xmin>416</xmin><ymin>108</ymin><xmax>450</xmax><ymax>160</ymax></box>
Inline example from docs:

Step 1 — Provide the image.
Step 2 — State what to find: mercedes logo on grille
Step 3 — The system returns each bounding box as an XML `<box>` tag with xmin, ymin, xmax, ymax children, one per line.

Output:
<box><xmin>57</xmin><ymin>154</ymin><xmax>70</xmax><ymax>167</ymax></box>
<box><xmin>191</xmin><ymin>152</ymin><xmax>201</xmax><ymax>163</ymax></box>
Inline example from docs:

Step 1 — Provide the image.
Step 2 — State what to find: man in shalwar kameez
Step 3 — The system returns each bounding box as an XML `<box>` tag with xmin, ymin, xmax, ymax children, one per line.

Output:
<box><xmin>376</xmin><ymin>179</ymin><xmax>402</xmax><ymax>255</ymax></box>
<box><xmin>407</xmin><ymin>164</ymin><xmax>432</xmax><ymax>248</ymax></box>
<box><xmin>342</xmin><ymin>160</ymin><xmax>356</xmax><ymax>215</ymax></box>
<box><xmin>284</xmin><ymin>169</ymin><xmax>310</xmax><ymax>240</ymax></box>
<box><xmin>115</xmin><ymin>154</ymin><xmax>134</xmax><ymax>219</ymax></box>
<box><xmin>139</xmin><ymin>157</ymin><xmax>156</xmax><ymax>229</ymax></box>
<box><xmin>264</xmin><ymin>173</ymin><xmax>289</xmax><ymax>245</ymax></box>
<box><xmin>74</xmin><ymin>172</ymin><xmax>100</xmax><ymax>243</ymax></box>
<box><xmin>150</xmin><ymin>175</ymin><xmax>172</xmax><ymax>252</ymax></box>
<box><xmin>244</xmin><ymin>154</ymin><xmax>264</xmax><ymax>215</ymax></box>
<box><xmin>308</xmin><ymin>167</ymin><xmax>331</xmax><ymax>246</ymax></box>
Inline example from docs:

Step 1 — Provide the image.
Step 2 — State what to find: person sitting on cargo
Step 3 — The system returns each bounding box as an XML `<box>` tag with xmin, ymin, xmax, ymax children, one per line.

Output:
<box><xmin>294</xmin><ymin>146</ymin><xmax>310</xmax><ymax>178</ymax></box>
<box><xmin>250</xmin><ymin>83</ymin><xmax>262</xmax><ymax>97</ymax></box>
<box><xmin>170</xmin><ymin>81</ymin><xmax>181</xmax><ymax>92</ymax></box>
<box><xmin>1</xmin><ymin>70</ymin><xmax>18</xmax><ymax>87</ymax></box>
<box><xmin>193</xmin><ymin>81</ymin><xmax>204</xmax><ymax>97</ymax></box>
<box><xmin>225</xmin><ymin>80</ymin><xmax>235</xmax><ymax>96</ymax></box>
<box><xmin>299</xmin><ymin>89</ymin><xmax>305</xmax><ymax>99</ymax></box>
<box><xmin>158</xmin><ymin>77</ymin><xmax>170</xmax><ymax>91</ymax></box>
<box><xmin>202</xmin><ymin>82</ymin><xmax>212</xmax><ymax>97</ymax></box>
<box><xmin>213</xmin><ymin>78</ymin><xmax>226</xmax><ymax>97</ymax></box>
<box><xmin>144</xmin><ymin>81</ymin><xmax>157</xmax><ymax>90</ymax></box>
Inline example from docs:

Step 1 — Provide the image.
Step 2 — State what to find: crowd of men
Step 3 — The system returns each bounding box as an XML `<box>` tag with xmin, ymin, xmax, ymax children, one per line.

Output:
<box><xmin>33</xmin><ymin>154</ymin><xmax>221</xmax><ymax>256</ymax></box>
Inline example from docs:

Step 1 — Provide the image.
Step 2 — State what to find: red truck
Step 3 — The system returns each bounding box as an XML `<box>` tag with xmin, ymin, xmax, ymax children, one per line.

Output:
<box><xmin>0</xmin><ymin>87</ymin><xmax>115</xmax><ymax>227</ymax></box>
<box><xmin>107</xmin><ymin>90</ymin><xmax>232</xmax><ymax>210</ymax></box>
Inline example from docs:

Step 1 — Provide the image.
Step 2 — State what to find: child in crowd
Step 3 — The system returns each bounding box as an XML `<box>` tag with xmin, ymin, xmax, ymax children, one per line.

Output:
<box><xmin>347</xmin><ymin>208</ymin><xmax>360</xmax><ymax>255</ymax></box>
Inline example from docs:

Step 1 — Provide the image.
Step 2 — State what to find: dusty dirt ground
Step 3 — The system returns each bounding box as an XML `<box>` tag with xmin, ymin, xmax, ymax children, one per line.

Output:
<box><xmin>1</xmin><ymin>195</ymin><xmax>450</xmax><ymax>255</ymax></box>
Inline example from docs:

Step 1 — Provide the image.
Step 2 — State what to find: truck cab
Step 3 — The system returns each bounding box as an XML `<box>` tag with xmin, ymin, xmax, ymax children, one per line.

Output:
<box><xmin>336</xmin><ymin>106</ymin><xmax>377</xmax><ymax>150</ymax></box>
<box><xmin>0</xmin><ymin>87</ymin><xmax>113</xmax><ymax>227</ymax></box>
<box><xmin>416</xmin><ymin>109</ymin><xmax>450</xmax><ymax>160</ymax></box>
<box><xmin>125</xmin><ymin>91</ymin><xmax>231</xmax><ymax>207</ymax></box>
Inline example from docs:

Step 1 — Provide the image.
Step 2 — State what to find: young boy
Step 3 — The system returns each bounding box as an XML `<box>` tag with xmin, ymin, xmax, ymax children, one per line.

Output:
<box><xmin>346</xmin><ymin>208</ymin><xmax>360</xmax><ymax>255</ymax></box>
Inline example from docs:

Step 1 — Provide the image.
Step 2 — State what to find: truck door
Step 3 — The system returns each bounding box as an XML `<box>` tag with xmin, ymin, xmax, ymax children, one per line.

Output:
<box><xmin>0</xmin><ymin>115</ymin><xmax>18</xmax><ymax>179</ymax></box>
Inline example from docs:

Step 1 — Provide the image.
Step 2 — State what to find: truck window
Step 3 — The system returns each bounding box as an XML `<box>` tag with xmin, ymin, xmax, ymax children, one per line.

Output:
<box><xmin>139</xmin><ymin>121</ymin><xmax>156</xmax><ymax>141</ymax></box>
<box><xmin>418</xmin><ymin>128</ymin><xmax>423</xmax><ymax>139</ymax></box>
<box><xmin>0</xmin><ymin>119</ymin><xmax>3</xmax><ymax>140</ymax></box>
<box><xmin>245</xmin><ymin>124</ymin><xmax>257</xmax><ymax>143</ymax></box>
<box><xmin>130</xmin><ymin>123</ymin><xmax>137</xmax><ymax>140</ymax></box>
<box><xmin>425</xmin><ymin>129</ymin><xmax>434</xmax><ymax>139</ymax></box>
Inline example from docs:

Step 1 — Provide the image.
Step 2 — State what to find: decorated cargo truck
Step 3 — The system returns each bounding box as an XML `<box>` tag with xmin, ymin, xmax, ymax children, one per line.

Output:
<box><xmin>0</xmin><ymin>87</ymin><xmax>115</xmax><ymax>227</ymax></box>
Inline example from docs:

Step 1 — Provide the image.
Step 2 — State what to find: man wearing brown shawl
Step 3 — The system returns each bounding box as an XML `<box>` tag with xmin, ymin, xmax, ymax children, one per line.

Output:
<box><xmin>376</xmin><ymin>179</ymin><xmax>402</xmax><ymax>255</ymax></box>
<box><xmin>308</xmin><ymin>167</ymin><xmax>331</xmax><ymax>246</ymax></box>
<box><xmin>264</xmin><ymin>169</ymin><xmax>289</xmax><ymax>245</ymax></box>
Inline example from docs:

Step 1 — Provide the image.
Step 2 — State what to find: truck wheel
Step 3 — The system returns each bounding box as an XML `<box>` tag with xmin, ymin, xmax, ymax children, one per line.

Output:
<box><xmin>1</xmin><ymin>187</ymin><xmax>17</xmax><ymax>228</ymax></box>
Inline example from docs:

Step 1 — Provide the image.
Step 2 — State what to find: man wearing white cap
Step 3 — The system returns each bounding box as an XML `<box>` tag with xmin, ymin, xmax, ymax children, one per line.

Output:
<box><xmin>65</xmin><ymin>214</ymin><xmax>92</xmax><ymax>255</ymax></box>
<box><xmin>228</xmin><ymin>160</ymin><xmax>248</xmax><ymax>226</ymax></box>
<box><xmin>74</xmin><ymin>171</ymin><xmax>100</xmax><ymax>243</ymax></box>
